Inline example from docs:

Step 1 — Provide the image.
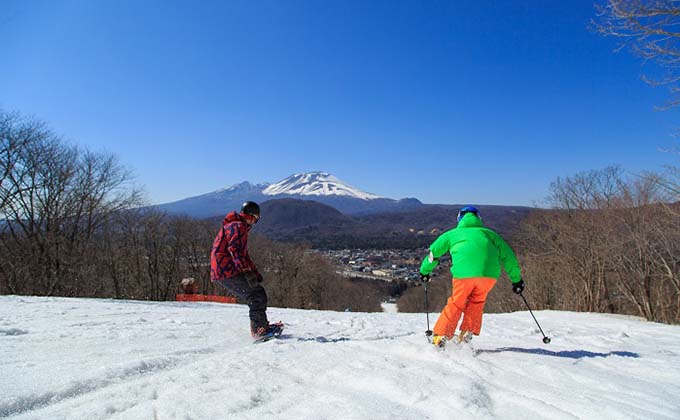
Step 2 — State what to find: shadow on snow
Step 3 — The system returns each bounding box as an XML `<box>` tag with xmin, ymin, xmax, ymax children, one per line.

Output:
<box><xmin>276</xmin><ymin>331</ymin><xmax>415</xmax><ymax>343</ymax></box>
<box><xmin>278</xmin><ymin>334</ymin><xmax>351</xmax><ymax>343</ymax></box>
<box><xmin>474</xmin><ymin>347</ymin><xmax>640</xmax><ymax>359</ymax></box>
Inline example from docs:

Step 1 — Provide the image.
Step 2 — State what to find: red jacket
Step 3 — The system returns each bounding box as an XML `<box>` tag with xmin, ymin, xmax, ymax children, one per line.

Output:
<box><xmin>210</xmin><ymin>212</ymin><xmax>258</xmax><ymax>281</ymax></box>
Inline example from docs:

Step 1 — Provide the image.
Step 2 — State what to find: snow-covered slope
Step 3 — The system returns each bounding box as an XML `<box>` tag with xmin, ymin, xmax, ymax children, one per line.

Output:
<box><xmin>263</xmin><ymin>172</ymin><xmax>382</xmax><ymax>200</ymax></box>
<box><xmin>3</xmin><ymin>296</ymin><xmax>679</xmax><ymax>420</ymax></box>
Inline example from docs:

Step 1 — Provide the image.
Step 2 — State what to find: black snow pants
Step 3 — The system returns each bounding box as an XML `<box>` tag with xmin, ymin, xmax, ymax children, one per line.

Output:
<box><xmin>214</xmin><ymin>274</ymin><xmax>268</xmax><ymax>333</ymax></box>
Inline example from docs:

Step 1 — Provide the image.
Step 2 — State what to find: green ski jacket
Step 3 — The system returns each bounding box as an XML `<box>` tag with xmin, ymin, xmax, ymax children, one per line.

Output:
<box><xmin>419</xmin><ymin>213</ymin><xmax>522</xmax><ymax>283</ymax></box>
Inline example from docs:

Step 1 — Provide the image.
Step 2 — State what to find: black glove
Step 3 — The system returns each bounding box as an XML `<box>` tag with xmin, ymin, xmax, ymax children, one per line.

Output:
<box><xmin>256</xmin><ymin>272</ymin><xmax>264</xmax><ymax>283</ymax></box>
<box><xmin>512</xmin><ymin>279</ymin><xmax>525</xmax><ymax>294</ymax></box>
<box><xmin>420</xmin><ymin>273</ymin><xmax>431</xmax><ymax>283</ymax></box>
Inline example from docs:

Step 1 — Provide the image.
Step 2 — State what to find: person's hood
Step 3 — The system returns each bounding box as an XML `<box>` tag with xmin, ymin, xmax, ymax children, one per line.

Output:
<box><xmin>223</xmin><ymin>211</ymin><xmax>246</xmax><ymax>225</ymax></box>
<box><xmin>456</xmin><ymin>212</ymin><xmax>484</xmax><ymax>228</ymax></box>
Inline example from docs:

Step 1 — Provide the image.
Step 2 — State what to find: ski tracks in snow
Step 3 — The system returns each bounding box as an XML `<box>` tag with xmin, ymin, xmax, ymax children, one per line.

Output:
<box><xmin>0</xmin><ymin>298</ymin><xmax>236</xmax><ymax>419</ymax></box>
<box><xmin>0</xmin><ymin>347</ymin><xmax>216</xmax><ymax>418</ymax></box>
<box><xmin>2</xmin><ymin>297</ymin><xmax>680</xmax><ymax>420</ymax></box>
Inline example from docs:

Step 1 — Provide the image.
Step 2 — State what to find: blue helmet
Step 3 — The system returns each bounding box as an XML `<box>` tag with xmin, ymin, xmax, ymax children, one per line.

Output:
<box><xmin>457</xmin><ymin>206</ymin><xmax>481</xmax><ymax>222</ymax></box>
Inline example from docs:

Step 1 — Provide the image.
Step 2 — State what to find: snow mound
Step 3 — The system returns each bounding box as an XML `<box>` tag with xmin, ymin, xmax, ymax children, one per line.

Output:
<box><xmin>1</xmin><ymin>296</ymin><xmax>679</xmax><ymax>420</ymax></box>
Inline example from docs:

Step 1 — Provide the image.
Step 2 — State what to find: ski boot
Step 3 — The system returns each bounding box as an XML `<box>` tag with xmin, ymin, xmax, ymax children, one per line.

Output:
<box><xmin>431</xmin><ymin>334</ymin><xmax>447</xmax><ymax>349</ymax></box>
<box><xmin>457</xmin><ymin>330</ymin><xmax>473</xmax><ymax>344</ymax></box>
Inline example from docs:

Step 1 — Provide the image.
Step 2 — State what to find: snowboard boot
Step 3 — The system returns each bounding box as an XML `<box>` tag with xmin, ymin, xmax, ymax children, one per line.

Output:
<box><xmin>252</xmin><ymin>322</ymin><xmax>284</xmax><ymax>343</ymax></box>
<box><xmin>251</xmin><ymin>324</ymin><xmax>268</xmax><ymax>340</ymax></box>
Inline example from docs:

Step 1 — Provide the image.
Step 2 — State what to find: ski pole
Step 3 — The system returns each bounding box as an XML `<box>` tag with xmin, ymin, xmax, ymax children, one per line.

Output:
<box><xmin>424</xmin><ymin>282</ymin><xmax>433</xmax><ymax>338</ymax></box>
<box><xmin>519</xmin><ymin>292</ymin><xmax>551</xmax><ymax>344</ymax></box>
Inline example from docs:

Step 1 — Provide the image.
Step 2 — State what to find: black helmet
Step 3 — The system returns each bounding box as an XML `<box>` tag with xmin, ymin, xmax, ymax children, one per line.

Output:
<box><xmin>241</xmin><ymin>201</ymin><xmax>260</xmax><ymax>218</ymax></box>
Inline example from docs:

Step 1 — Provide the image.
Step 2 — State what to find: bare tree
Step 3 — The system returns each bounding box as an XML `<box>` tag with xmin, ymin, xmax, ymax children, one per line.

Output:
<box><xmin>594</xmin><ymin>0</ymin><xmax>680</xmax><ymax>109</ymax></box>
<box><xmin>0</xmin><ymin>111</ymin><xmax>142</xmax><ymax>296</ymax></box>
<box><xmin>518</xmin><ymin>166</ymin><xmax>680</xmax><ymax>323</ymax></box>
<box><xmin>548</xmin><ymin>166</ymin><xmax>626</xmax><ymax>210</ymax></box>
<box><xmin>0</xmin><ymin>112</ymin><xmax>51</xmax><ymax>213</ymax></box>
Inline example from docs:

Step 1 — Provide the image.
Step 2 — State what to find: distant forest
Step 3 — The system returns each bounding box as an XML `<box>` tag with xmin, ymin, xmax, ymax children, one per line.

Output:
<box><xmin>1</xmin><ymin>111</ymin><xmax>678</xmax><ymax>324</ymax></box>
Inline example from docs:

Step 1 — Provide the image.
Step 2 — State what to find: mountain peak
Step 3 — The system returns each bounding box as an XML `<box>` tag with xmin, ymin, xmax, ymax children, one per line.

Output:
<box><xmin>263</xmin><ymin>172</ymin><xmax>382</xmax><ymax>200</ymax></box>
<box><xmin>215</xmin><ymin>181</ymin><xmax>268</xmax><ymax>194</ymax></box>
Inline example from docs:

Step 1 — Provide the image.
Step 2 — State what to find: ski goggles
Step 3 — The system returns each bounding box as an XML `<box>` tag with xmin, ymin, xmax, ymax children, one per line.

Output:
<box><xmin>243</xmin><ymin>213</ymin><xmax>260</xmax><ymax>224</ymax></box>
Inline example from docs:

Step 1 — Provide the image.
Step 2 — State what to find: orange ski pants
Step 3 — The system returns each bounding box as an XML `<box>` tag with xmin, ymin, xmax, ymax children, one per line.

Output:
<box><xmin>433</xmin><ymin>277</ymin><xmax>497</xmax><ymax>337</ymax></box>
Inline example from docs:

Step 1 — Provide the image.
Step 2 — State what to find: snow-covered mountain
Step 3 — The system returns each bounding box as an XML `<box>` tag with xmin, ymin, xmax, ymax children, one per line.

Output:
<box><xmin>3</xmin><ymin>296</ymin><xmax>680</xmax><ymax>420</ymax></box>
<box><xmin>214</xmin><ymin>181</ymin><xmax>270</xmax><ymax>195</ymax></box>
<box><xmin>149</xmin><ymin>181</ymin><xmax>268</xmax><ymax>219</ymax></box>
<box><xmin>153</xmin><ymin>172</ymin><xmax>422</xmax><ymax>217</ymax></box>
<box><xmin>263</xmin><ymin>172</ymin><xmax>382</xmax><ymax>200</ymax></box>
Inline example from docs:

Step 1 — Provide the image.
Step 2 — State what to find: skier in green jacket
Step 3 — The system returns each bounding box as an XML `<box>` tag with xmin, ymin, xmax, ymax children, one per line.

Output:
<box><xmin>420</xmin><ymin>206</ymin><xmax>525</xmax><ymax>347</ymax></box>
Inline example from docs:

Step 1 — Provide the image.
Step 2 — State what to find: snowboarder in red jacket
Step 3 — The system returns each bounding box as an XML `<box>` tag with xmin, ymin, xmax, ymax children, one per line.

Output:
<box><xmin>211</xmin><ymin>201</ymin><xmax>280</xmax><ymax>339</ymax></box>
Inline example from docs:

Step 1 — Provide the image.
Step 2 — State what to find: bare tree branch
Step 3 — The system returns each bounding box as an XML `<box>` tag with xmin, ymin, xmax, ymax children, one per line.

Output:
<box><xmin>594</xmin><ymin>0</ymin><xmax>680</xmax><ymax>108</ymax></box>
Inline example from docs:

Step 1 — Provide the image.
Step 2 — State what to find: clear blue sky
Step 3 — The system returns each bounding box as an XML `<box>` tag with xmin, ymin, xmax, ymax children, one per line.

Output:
<box><xmin>1</xmin><ymin>0</ymin><xmax>677</xmax><ymax>206</ymax></box>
